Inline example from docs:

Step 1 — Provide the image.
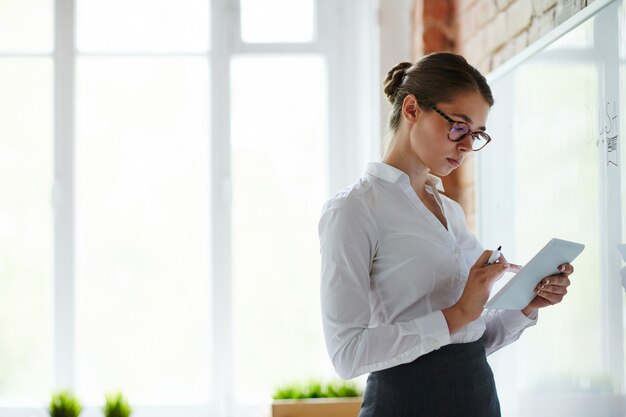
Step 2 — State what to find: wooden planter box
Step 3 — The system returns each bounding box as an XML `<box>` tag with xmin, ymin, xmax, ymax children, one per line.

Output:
<box><xmin>272</xmin><ymin>397</ymin><xmax>362</xmax><ymax>417</ymax></box>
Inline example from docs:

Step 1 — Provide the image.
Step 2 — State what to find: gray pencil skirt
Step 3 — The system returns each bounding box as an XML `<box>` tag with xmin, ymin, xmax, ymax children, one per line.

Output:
<box><xmin>358</xmin><ymin>337</ymin><xmax>500</xmax><ymax>417</ymax></box>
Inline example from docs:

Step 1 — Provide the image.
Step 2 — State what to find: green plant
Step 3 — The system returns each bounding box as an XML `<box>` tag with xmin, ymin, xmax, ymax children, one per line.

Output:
<box><xmin>326</xmin><ymin>380</ymin><xmax>361</xmax><ymax>398</ymax></box>
<box><xmin>103</xmin><ymin>391</ymin><xmax>132</xmax><ymax>417</ymax></box>
<box><xmin>272</xmin><ymin>380</ymin><xmax>362</xmax><ymax>400</ymax></box>
<box><xmin>49</xmin><ymin>390</ymin><xmax>82</xmax><ymax>417</ymax></box>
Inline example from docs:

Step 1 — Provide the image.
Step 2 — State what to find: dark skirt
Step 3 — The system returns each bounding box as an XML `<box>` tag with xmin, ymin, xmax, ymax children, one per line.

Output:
<box><xmin>358</xmin><ymin>338</ymin><xmax>500</xmax><ymax>417</ymax></box>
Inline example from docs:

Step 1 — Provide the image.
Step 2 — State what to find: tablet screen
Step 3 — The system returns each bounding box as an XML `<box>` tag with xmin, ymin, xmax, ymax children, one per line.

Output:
<box><xmin>485</xmin><ymin>238</ymin><xmax>585</xmax><ymax>310</ymax></box>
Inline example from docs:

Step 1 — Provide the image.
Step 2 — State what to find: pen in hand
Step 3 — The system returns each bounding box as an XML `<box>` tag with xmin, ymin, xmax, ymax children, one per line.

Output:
<box><xmin>486</xmin><ymin>246</ymin><xmax>502</xmax><ymax>265</ymax></box>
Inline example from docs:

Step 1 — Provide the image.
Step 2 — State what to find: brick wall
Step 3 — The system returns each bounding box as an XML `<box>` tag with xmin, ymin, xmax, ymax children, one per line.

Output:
<box><xmin>411</xmin><ymin>0</ymin><xmax>592</xmax><ymax>229</ymax></box>
<box><xmin>417</xmin><ymin>0</ymin><xmax>475</xmax><ymax>228</ymax></box>
<box><xmin>456</xmin><ymin>0</ymin><xmax>591</xmax><ymax>74</ymax></box>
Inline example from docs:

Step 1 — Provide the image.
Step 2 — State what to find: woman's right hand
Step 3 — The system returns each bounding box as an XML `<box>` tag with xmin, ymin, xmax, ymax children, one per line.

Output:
<box><xmin>442</xmin><ymin>250</ymin><xmax>521</xmax><ymax>334</ymax></box>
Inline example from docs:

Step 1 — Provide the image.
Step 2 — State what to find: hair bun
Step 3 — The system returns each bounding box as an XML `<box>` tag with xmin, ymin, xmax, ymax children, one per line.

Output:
<box><xmin>383</xmin><ymin>62</ymin><xmax>413</xmax><ymax>104</ymax></box>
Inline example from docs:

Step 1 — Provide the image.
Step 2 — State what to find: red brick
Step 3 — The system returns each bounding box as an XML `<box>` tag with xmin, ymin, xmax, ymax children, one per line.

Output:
<box><xmin>424</xmin><ymin>0</ymin><xmax>453</xmax><ymax>21</ymax></box>
<box><xmin>413</xmin><ymin>0</ymin><xmax>425</xmax><ymax>57</ymax></box>
<box><xmin>424</xmin><ymin>25</ymin><xmax>453</xmax><ymax>52</ymax></box>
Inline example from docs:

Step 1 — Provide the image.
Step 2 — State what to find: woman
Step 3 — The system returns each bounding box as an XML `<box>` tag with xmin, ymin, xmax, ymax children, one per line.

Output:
<box><xmin>318</xmin><ymin>52</ymin><xmax>573</xmax><ymax>417</ymax></box>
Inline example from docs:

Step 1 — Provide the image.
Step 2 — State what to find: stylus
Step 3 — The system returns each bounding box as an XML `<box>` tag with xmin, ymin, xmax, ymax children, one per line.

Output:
<box><xmin>487</xmin><ymin>246</ymin><xmax>502</xmax><ymax>265</ymax></box>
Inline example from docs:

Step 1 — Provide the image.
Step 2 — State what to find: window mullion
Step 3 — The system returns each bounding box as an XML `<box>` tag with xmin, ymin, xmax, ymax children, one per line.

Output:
<box><xmin>319</xmin><ymin>0</ymin><xmax>381</xmax><ymax>194</ymax></box>
<box><xmin>232</xmin><ymin>42</ymin><xmax>322</xmax><ymax>54</ymax></box>
<box><xmin>211</xmin><ymin>0</ymin><xmax>235</xmax><ymax>416</ymax></box>
<box><xmin>53</xmin><ymin>0</ymin><xmax>76</xmax><ymax>391</ymax></box>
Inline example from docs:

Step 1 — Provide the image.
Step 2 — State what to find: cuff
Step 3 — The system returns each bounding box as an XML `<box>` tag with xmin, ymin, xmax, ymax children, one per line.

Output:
<box><xmin>413</xmin><ymin>310</ymin><xmax>452</xmax><ymax>351</ymax></box>
<box><xmin>501</xmin><ymin>309</ymin><xmax>538</xmax><ymax>333</ymax></box>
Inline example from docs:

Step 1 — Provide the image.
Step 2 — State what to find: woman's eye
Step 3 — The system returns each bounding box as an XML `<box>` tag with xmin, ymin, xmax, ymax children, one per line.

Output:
<box><xmin>452</xmin><ymin>124</ymin><xmax>468</xmax><ymax>133</ymax></box>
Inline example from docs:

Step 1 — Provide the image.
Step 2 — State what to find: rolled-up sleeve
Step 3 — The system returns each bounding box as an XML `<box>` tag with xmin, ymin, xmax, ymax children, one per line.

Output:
<box><xmin>319</xmin><ymin>196</ymin><xmax>451</xmax><ymax>379</ymax></box>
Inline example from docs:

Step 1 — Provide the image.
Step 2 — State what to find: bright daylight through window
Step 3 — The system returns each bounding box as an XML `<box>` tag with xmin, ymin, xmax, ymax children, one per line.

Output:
<box><xmin>0</xmin><ymin>0</ymin><xmax>377</xmax><ymax>416</ymax></box>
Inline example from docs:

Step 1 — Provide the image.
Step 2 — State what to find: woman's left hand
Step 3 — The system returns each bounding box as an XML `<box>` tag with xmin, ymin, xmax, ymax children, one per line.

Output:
<box><xmin>521</xmin><ymin>263</ymin><xmax>574</xmax><ymax>316</ymax></box>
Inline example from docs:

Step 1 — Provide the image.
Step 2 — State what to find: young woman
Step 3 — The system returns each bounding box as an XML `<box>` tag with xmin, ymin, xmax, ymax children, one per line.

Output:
<box><xmin>318</xmin><ymin>52</ymin><xmax>574</xmax><ymax>417</ymax></box>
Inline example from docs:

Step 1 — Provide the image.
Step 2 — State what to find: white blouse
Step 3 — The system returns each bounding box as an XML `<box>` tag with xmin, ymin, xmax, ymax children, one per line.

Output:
<box><xmin>319</xmin><ymin>162</ymin><xmax>537</xmax><ymax>379</ymax></box>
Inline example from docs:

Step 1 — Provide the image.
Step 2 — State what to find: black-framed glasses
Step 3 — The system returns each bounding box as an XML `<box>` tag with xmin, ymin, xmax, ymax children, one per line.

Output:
<box><xmin>428</xmin><ymin>103</ymin><xmax>492</xmax><ymax>151</ymax></box>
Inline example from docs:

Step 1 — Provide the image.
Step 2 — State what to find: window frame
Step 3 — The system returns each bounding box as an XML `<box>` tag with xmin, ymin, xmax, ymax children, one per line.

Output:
<box><xmin>214</xmin><ymin>1</ymin><xmax>381</xmax><ymax>415</ymax></box>
<box><xmin>0</xmin><ymin>0</ymin><xmax>383</xmax><ymax>416</ymax></box>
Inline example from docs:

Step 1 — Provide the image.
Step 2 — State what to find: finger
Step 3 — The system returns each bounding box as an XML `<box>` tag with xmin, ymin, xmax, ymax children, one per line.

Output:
<box><xmin>536</xmin><ymin>283</ymin><xmax>568</xmax><ymax>295</ymax></box>
<box><xmin>496</xmin><ymin>253</ymin><xmax>518</xmax><ymax>266</ymax></box>
<box><xmin>540</xmin><ymin>276</ymin><xmax>571</xmax><ymax>288</ymax></box>
<box><xmin>474</xmin><ymin>250</ymin><xmax>496</xmax><ymax>268</ymax></box>
<box><xmin>484</xmin><ymin>262</ymin><xmax>512</xmax><ymax>284</ymax></box>
<box><xmin>534</xmin><ymin>289</ymin><xmax>565</xmax><ymax>305</ymax></box>
<box><xmin>537</xmin><ymin>266</ymin><xmax>572</xmax><ymax>285</ymax></box>
<box><xmin>497</xmin><ymin>253</ymin><xmax>523</xmax><ymax>271</ymax></box>
<box><xmin>558</xmin><ymin>263</ymin><xmax>574</xmax><ymax>275</ymax></box>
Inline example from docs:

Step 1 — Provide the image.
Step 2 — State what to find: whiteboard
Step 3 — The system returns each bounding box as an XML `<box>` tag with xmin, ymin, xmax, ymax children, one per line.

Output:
<box><xmin>476</xmin><ymin>1</ymin><xmax>625</xmax><ymax>416</ymax></box>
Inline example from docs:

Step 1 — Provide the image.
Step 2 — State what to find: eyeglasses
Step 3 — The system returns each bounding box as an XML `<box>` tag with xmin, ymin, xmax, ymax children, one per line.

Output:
<box><xmin>428</xmin><ymin>103</ymin><xmax>492</xmax><ymax>151</ymax></box>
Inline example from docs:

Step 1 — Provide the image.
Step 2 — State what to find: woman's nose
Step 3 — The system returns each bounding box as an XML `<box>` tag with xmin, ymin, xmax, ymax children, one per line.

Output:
<box><xmin>456</xmin><ymin>133</ymin><xmax>473</xmax><ymax>152</ymax></box>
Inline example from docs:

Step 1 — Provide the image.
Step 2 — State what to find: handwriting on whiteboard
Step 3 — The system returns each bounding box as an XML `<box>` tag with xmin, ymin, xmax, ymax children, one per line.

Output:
<box><xmin>599</xmin><ymin>101</ymin><xmax>618</xmax><ymax>167</ymax></box>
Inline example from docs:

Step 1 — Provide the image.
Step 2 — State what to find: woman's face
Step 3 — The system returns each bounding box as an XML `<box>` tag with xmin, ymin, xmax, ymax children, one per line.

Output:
<box><xmin>406</xmin><ymin>91</ymin><xmax>490</xmax><ymax>176</ymax></box>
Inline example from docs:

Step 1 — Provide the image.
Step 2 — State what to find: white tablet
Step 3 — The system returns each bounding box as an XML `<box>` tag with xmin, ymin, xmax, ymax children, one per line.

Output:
<box><xmin>485</xmin><ymin>238</ymin><xmax>585</xmax><ymax>310</ymax></box>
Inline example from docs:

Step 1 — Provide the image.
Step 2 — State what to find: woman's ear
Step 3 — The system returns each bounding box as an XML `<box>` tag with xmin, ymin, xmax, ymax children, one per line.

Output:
<box><xmin>401</xmin><ymin>94</ymin><xmax>421</xmax><ymax>123</ymax></box>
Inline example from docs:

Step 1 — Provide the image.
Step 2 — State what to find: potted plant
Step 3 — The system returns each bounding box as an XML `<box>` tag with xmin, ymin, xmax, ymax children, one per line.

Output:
<box><xmin>103</xmin><ymin>391</ymin><xmax>132</xmax><ymax>417</ymax></box>
<box><xmin>272</xmin><ymin>380</ymin><xmax>362</xmax><ymax>417</ymax></box>
<box><xmin>49</xmin><ymin>390</ymin><xmax>82</xmax><ymax>417</ymax></box>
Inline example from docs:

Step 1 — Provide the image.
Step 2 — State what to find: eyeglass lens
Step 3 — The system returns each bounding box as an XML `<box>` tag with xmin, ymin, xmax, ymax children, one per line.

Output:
<box><xmin>448</xmin><ymin>123</ymin><xmax>489</xmax><ymax>150</ymax></box>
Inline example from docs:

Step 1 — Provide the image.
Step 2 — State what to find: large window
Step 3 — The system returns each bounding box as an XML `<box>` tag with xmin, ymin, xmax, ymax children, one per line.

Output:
<box><xmin>0</xmin><ymin>1</ymin><xmax>379</xmax><ymax>416</ymax></box>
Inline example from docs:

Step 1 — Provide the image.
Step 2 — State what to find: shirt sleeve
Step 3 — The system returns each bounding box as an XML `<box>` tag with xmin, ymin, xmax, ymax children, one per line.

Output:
<box><xmin>319</xmin><ymin>195</ymin><xmax>451</xmax><ymax>379</ymax></box>
<box><xmin>450</xmin><ymin>200</ymin><xmax>538</xmax><ymax>354</ymax></box>
<box><xmin>482</xmin><ymin>309</ymin><xmax>538</xmax><ymax>355</ymax></box>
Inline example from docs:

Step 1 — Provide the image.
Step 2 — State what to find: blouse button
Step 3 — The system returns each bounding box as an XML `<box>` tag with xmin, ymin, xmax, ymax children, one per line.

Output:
<box><xmin>453</xmin><ymin>246</ymin><xmax>461</xmax><ymax>256</ymax></box>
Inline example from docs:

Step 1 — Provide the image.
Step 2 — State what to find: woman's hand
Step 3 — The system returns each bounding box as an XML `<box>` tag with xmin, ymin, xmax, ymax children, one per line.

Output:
<box><xmin>443</xmin><ymin>250</ymin><xmax>520</xmax><ymax>334</ymax></box>
<box><xmin>521</xmin><ymin>263</ymin><xmax>573</xmax><ymax>316</ymax></box>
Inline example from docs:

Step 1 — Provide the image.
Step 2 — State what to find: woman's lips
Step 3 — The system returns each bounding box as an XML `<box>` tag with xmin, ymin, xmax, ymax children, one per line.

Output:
<box><xmin>447</xmin><ymin>157</ymin><xmax>460</xmax><ymax>168</ymax></box>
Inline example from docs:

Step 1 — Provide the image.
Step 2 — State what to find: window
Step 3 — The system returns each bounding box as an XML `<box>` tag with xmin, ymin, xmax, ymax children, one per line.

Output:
<box><xmin>228</xmin><ymin>1</ymin><xmax>379</xmax><ymax>413</ymax></box>
<box><xmin>230</xmin><ymin>55</ymin><xmax>329</xmax><ymax>404</ymax></box>
<box><xmin>0</xmin><ymin>0</ymin><xmax>54</xmax><ymax>405</ymax></box>
<box><xmin>75</xmin><ymin>57</ymin><xmax>212</xmax><ymax>404</ymax></box>
<box><xmin>0</xmin><ymin>1</ymin><xmax>379</xmax><ymax>416</ymax></box>
<box><xmin>73</xmin><ymin>0</ymin><xmax>212</xmax><ymax>407</ymax></box>
<box><xmin>239</xmin><ymin>0</ymin><xmax>314</xmax><ymax>43</ymax></box>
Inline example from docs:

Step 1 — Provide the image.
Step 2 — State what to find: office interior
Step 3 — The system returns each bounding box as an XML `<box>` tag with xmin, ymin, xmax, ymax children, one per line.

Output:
<box><xmin>2</xmin><ymin>0</ymin><xmax>626</xmax><ymax>416</ymax></box>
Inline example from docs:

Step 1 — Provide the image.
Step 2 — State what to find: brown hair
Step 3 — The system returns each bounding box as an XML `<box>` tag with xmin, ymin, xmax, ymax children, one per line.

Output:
<box><xmin>383</xmin><ymin>52</ymin><xmax>494</xmax><ymax>132</ymax></box>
